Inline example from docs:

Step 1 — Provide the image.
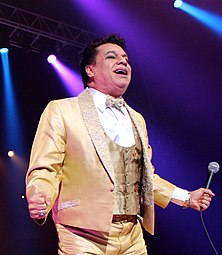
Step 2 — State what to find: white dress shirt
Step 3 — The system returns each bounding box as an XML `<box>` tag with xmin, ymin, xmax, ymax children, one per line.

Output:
<box><xmin>89</xmin><ymin>88</ymin><xmax>189</xmax><ymax>205</ymax></box>
<box><xmin>90</xmin><ymin>88</ymin><xmax>135</xmax><ymax>147</ymax></box>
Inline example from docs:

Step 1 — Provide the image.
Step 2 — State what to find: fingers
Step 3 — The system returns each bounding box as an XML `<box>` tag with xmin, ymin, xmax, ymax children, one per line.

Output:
<box><xmin>190</xmin><ymin>188</ymin><xmax>215</xmax><ymax>211</ymax></box>
<box><xmin>199</xmin><ymin>191</ymin><xmax>214</xmax><ymax>211</ymax></box>
<box><xmin>199</xmin><ymin>197</ymin><xmax>211</xmax><ymax>211</ymax></box>
<box><xmin>45</xmin><ymin>196</ymin><xmax>51</xmax><ymax>206</ymax></box>
<box><xmin>28</xmin><ymin>192</ymin><xmax>51</xmax><ymax>219</ymax></box>
<box><xmin>203</xmin><ymin>189</ymin><xmax>215</xmax><ymax>197</ymax></box>
<box><xmin>196</xmin><ymin>190</ymin><xmax>214</xmax><ymax>211</ymax></box>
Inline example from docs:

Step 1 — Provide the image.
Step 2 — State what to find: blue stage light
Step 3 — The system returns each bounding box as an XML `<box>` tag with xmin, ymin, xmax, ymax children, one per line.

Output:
<box><xmin>1</xmin><ymin>48</ymin><xmax>24</xmax><ymax>153</ymax></box>
<box><xmin>0</xmin><ymin>47</ymin><xmax>9</xmax><ymax>54</ymax></box>
<box><xmin>178</xmin><ymin>2</ymin><xmax>222</xmax><ymax>37</ymax></box>
<box><xmin>174</xmin><ymin>0</ymin><xmax>183</xmax><ymax>8</ymax></box>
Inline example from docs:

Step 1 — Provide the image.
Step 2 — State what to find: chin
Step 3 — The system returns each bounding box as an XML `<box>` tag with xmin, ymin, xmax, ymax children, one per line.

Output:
<box><xmin>119</xmin><ymin>84</ymin><xmax>129</xmax><ymax>92</ymax></box>
<box><xmin>113</xmin><ymin>88</ymin><xmax>128</xmax><ymax>97</ymax></box>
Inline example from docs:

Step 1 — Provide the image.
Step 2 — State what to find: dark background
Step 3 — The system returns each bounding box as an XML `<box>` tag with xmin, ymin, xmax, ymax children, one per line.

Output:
<box><xmin>0</xmin><ymin>0</ymin><xmax>222</xmax><ymax>254</ymax></box>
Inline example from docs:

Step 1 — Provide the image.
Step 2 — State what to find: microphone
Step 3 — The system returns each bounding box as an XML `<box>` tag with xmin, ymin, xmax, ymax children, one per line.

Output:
<box><xmin>205</xmin><ymin>162</ymin><xmax>220</xmax><ymax>189</ymax></box>
<box><xmin>199</xmin><ymin>162</ymin><xmax>220</xmax><ymax>255</ymax></box>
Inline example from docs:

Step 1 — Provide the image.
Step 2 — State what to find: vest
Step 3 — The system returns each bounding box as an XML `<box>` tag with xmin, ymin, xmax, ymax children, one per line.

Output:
<box><xmin>106</xmin><ymin>125</ymin><xmax>143</xmax><ymax>215</ymax></box>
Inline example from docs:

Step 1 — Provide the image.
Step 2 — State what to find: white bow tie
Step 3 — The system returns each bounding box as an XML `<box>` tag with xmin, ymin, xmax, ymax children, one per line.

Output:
<box><xmin>105</xmin><ymin>95</ymin><xmax>125</xmax><ymax>110</ymax></box>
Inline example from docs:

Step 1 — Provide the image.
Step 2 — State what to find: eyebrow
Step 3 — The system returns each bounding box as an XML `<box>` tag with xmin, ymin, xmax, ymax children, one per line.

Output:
<box><xmin>105</xmin><ymin>50</ymin><xmax>128</xmax><ymax>58</ymax></box>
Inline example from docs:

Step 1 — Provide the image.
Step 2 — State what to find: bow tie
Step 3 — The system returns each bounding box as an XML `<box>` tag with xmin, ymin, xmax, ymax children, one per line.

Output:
<box><xmin>105</xmin><ymin>95</ymin><xmax>125</xmax><ymax>110</ymax></box>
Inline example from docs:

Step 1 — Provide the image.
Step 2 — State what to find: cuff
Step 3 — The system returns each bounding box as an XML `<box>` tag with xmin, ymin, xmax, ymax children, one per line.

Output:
<box><xmin>171</xmin><ymin>187</ymin><xmax>190</xmax><ymax>207</ymax></box>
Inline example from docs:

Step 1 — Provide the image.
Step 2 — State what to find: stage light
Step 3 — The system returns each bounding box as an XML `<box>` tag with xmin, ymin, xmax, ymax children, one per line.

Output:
<box><xmin>8</xmin><ymin>150</ymin><xmax>15</xmax><ymax>157</ymax></box>
<box><xmin>47</xmin><ymin>54</ymin><xmax>57</xmax><ymax>63</ymax></box>
<box><xmin>0</xmin><ymin>47</ymin><xmax>9</xmax><ymax>54</ymax></box>
<box><xmin>1</xmin><ymin>49</ymin><xmax>24</xmax><ymax>154</ymax></box>
<box><xmin>49</xmin><ymin>58</ymin><xmax>83</xmax><ymax>96</ymax></box>
<box><xmin>174</xmin><ymin>0</ymin><xmax>183</xmax><ymax>8</ymax></box>
<box><xmin>178</xmin><ymin>2</ymin><xmax>222</xmax><ymax>37</ymax></box>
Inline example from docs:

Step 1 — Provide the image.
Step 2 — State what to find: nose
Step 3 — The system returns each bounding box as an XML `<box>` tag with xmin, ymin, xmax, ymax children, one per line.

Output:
<box><xmin>117</xmin><ymin>55</ymin><xmax>128</xmax><ymax>66</ymax></box>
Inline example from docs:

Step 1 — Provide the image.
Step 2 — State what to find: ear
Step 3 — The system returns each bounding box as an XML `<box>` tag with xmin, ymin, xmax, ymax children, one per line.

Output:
<box><xmin>85</xmin><ymin>64</ymin><xmax>94</xmax><ymax>78</ymax></box>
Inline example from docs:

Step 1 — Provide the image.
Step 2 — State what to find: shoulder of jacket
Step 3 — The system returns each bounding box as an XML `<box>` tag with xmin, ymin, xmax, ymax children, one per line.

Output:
<box><xmin>47</xmin><ymin>97</ymin><xmax>78</xmax><ymax>107</ymax></box>
<box><xmin>51</xmin><ymin>96</ymin><xmax>77</xmax><ymax>104</ymax></box>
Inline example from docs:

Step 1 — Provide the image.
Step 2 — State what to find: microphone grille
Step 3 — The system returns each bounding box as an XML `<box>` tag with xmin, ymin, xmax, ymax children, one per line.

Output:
<box><xmin>208</xmin><ymin>162</ymin><xmax>220</xmax><ymax>174</ymax></box>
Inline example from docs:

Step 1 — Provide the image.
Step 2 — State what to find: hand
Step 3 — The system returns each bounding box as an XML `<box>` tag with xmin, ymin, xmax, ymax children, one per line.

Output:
<box><xmin>190</xmin><ymin>188</ymin><xmax>215</xmax><ymax>211</ymax></box>
<box><xmin>27</xmin><ymin>192</ymin><xmax>51</xmax><ymax>219</ymax></box>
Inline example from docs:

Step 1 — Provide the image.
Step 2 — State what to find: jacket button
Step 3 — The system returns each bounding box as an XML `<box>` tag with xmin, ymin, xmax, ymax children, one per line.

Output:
<box><xmin>110</xmin><ymin>185</ymin><xmax>115</xmax><ymax>192</ymax></box>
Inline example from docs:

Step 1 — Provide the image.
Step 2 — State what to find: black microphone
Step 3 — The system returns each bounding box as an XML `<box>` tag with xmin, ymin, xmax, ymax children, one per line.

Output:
<box><xmin>205</xmin><ymin>162</ymin><xmax>220</xmax><ymax>189</ymax></box>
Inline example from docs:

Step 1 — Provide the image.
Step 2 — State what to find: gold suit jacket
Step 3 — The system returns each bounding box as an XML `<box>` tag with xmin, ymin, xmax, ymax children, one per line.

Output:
<box><xmin>26</xmin><ymin>89</ymin><xmax>175</xmax><ymax>235</ymax></box>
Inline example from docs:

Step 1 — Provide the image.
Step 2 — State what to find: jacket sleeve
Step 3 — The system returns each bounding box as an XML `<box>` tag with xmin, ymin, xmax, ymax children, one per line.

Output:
<box><xmin>153</xmin><ymin>174</ymin><xmax>176</xmax><ymax>208</ymax></box>
<box><xmin>26</xmin><ymin>100</ymin><xmax>65</xmax><ymax>213</ymax></box>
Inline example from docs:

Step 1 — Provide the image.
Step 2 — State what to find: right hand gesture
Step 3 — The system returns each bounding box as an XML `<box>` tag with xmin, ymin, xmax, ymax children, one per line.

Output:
<box><xmin>27</xmin><ymin>192</ymin><xmax>51</xmax><ymax>219</ymax></box>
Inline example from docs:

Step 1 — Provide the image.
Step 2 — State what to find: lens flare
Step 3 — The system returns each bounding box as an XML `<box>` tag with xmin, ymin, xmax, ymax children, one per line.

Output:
<box><xmin>47</xmin><ymin>54</ymin><xmax>57</xmax><ymax>63</ymax></box>
<box><xmin>174</xmin><ymin>0</ymin><xmax>183</xmax><ymax>8</ymax></box>
<box><xmin>8</xmin><ymin>150</ymin><xmax>15</xmax><ymax>157</ymax></box>
<box><xmin>0</xmin><ymin>48</ymin><xmax>9</xmax><ymax>54</ymax></box>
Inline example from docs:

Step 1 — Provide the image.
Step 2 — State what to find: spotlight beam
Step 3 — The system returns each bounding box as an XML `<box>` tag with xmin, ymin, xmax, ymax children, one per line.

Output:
<box><xmin>177</xmin><ymin>2</ymin><xmax>222</xmax><ymax>37</ymax></box>
<box><xmin>49</xmin><ymin>59</ymin><xmax>83</xmax><ymax>96</ymax></box>
<box><xmin>1</xmin><ymin>51</ymin><xmax>24</xmax><ymax>152</ymax></box>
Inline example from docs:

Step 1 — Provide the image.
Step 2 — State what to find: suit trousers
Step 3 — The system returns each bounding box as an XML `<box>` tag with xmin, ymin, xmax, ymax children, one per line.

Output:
<box><xmin>56</xmin><ymin>219</ymin><xmax>148</xmax><ymax>255</ymax></box>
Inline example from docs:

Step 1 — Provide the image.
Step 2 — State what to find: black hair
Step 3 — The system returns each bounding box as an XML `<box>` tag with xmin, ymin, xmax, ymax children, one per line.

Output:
<box><xmin>80</xmin><ymin>33</ymin><xmax>126</xmax><ymax>88</ymax></box>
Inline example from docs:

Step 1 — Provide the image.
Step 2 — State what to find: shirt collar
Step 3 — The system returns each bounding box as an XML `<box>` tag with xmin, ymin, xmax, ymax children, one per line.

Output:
<box><xmin>89</xmin><ymin>88</ymin><xmax>107</xmax><ymax>113</ymax></box>
<box><xmin>89</xmin><ymin>88</ymin><xmax>127</xmax><ymax>115</ymax></box>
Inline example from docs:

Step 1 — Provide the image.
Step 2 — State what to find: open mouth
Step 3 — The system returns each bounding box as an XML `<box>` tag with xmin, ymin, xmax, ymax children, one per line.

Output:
<box><xmin>114</xmin><ymin>69</ymin><xmax>128</xmax><ymax>75</ymax></box>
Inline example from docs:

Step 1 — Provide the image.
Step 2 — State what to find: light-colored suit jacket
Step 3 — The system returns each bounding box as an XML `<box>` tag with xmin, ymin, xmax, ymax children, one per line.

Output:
<box><xmin>26</xmin><ymin>89</ymin><xmax>175</xmax><ymax>235</ymax></box>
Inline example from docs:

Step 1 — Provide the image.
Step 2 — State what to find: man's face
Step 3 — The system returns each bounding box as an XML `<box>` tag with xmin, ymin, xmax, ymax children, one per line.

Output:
<box><xmin>86</xmin><ymin>43</ymin><xmax>132</xmax><ymax>97</ymax></box>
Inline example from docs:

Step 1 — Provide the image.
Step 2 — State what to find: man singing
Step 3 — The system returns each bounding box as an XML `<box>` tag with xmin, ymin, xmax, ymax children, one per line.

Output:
<box><xmin>26</xmin><ymin>33</ymin><xmax>214</xmax><ymax>255</ymax></box>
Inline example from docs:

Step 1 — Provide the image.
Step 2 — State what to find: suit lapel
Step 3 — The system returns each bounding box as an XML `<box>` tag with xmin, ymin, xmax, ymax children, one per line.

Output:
<box><xmin>126</xmin><ymin>104</ymin><xmax>154</xmax><ymax>207</ymax></box>
<box><xmin>78</xmin><ymin>89</ymin><xmax>115</xmax><ymax>184</ymax></box>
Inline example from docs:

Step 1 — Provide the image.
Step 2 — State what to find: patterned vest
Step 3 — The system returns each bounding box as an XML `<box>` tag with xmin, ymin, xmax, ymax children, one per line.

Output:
<box><xmin>106</xmin><ymin>125</ymin><xmax>143</xmax><ymax>215</ymax></box>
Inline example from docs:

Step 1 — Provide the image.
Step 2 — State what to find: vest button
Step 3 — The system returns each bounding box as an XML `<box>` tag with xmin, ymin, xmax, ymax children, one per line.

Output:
<box><xmin>110</xmin><ymin>185</ymin><xmax>115</xmax><ymax>192</ymax></box>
